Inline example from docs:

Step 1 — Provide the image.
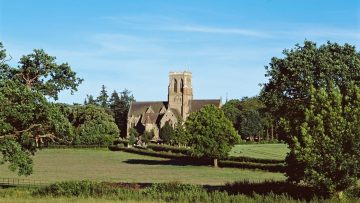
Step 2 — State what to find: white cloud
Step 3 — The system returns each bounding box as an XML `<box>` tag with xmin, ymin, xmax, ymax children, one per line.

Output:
<box><xmin>166</xmin><ymin>25</ymin><xmax>271</xmax><ymax>38</ymax></box>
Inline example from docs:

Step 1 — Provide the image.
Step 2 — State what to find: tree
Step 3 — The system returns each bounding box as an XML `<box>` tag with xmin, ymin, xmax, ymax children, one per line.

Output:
<box><xmin>221</xmin><ymin>99</ymin><xmax>242</xmax><ymax>131</ymax></box>
<box><xmin>96</xmin><ymin>85</ymin><xmax>109</xmax><ymax>109</ymax></box>
<box><xmin>185</xmin><ymin>105</ymin><xmax>240</xmax><ymax>167</ymax></box>
<box><xmin>84</xmin><ymin>94</ymin><xmax>96</xmax><ymax>105</ymax></box>
<box><xmin>142</xmin><ymin>130</ymin><xmax>154</xmax><ymax>144</ymax></box>
<box><xmin>128</xmin><ymin>128</ymin><xmax>139</xmax><ymax>146</ymax></box>
<box><xmin>0</xmin><ymin>43</ymin><xmax>80</xmax><ymax>176</ymax></box>
<box><xmin>222</xmin><ymin>97</ymin><xmax>268</xmax><ymax>140</ymax></box>
<box><xmin>260</xmin><ymin>41</ymin><xmax>360</xmax><ymax>195</ymax></box>
<box><xmin>172</xmin><ymin>119</ymin><xmax>189</xmax><ymax>147</ymax></box>
<box><xmin>1</xmin><ymin>49</ymin><xmax>83</xmax><ymax>100</ymax></box>
<box><xmin>0</xmin><ymin>43</ymin><xmax>12</xmax><ymax>80</ymax></box>
<box><xmin>111</xmin><ymin>89</ymin><xmax>135</xmax><ymax>137</ymax></box>
<box><xmin>0</xmin><ymin>80</ymin><xmax>73</xmax><ymax>175</ymax></box>
<box><xmin>260</xmin><ymin>41</ymin><xmax>360</xmax><ymax>142</ymax></box>
<box><xmin>239</xmin><ymin>109</ymin><xmax>263</xmax><ymax>141</ymax></box>
<box><xmin>289</xmin><ymin>84</ymin><xmax>360</xmax><ymax>197</ymax></box>
<box><xmin>159</xmin><ymin>121</ymin><xmax>174</xmax><ymax>144</ymax></box>
<box><xmin>67</xmin><ymin>105</ymin><xmax>119</xmax><ymax>146</ymax></box>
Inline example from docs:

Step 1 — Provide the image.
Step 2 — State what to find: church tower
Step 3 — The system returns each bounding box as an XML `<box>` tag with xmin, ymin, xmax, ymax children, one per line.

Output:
<box><xmin>168</xmin><ymin>71</ymin><xmax>193</xmax><ymax>120</ymax></box>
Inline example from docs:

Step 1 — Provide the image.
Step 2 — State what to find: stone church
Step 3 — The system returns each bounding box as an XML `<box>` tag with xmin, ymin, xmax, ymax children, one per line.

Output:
<box><xmin>127</xmin><ymin>71</ymin><xmax>221</xmax><ymax>139</ymax></box>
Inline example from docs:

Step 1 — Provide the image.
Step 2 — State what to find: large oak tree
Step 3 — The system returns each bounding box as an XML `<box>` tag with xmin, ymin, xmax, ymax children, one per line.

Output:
<box><xmin>261</xmin><ymin>41</ymin><xmax>360</xmax><ymax>195</ymax></box>
<box><xmin>0</xmin><ymin>42</ymin><xmax>81</xmax><ymax>175</ymax></box>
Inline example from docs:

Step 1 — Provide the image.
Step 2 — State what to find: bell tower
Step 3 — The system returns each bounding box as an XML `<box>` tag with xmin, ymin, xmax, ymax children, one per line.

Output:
<box><xmin>168</xmin><ymin>71</ymin><xmax>193</xmax><ymax>120</ymax></box>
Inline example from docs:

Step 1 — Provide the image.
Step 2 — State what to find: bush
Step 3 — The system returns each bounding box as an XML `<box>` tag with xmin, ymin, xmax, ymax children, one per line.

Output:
<box><xmin>147</xmin><ymin>143</ymin><xmax>284</xmax><ymax>164</ymax></box>
<box><xmin>219</xmin><ymin>160</ymin><xmax>285</xmax><ymax>172</ymax></box>
<box><xmin>226</xmin><ymin>156</ymin><xmax>284</xmax><ymax>164</ymax></box>
<box><xmin>344</xmin><ymin>186</ymin><xmax>360</xmax><ymax>199</ymax></box>
<box><xmin>113</xmin><ymin>139</ymin><xmax>129</xmax><ymax>145</ymax></box>
<box><xmin>34</xmin><ymin>180</ymin><xmax>115</xmax><ymax>197</ymax></box>
<box><xmin>65</xmin><ymin>105</ymin><xmax>120</xmax><ymax>146</ymax></box>
<box><xmin>147</xmin><ymin>144</ymin><xmax>190</xmax><ymax>155</ymax></box>
<box><xmin>32</xmin><ymin>180</ymin><xmax>348</xmax><ymax>202</ymax></box>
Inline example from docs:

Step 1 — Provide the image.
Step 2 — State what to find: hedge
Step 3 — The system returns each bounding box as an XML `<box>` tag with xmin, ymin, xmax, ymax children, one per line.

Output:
<box><xmin>109</xmin><ymin>145</ymin><xmax>285</xmax><ymax>172</ymax></box>
<box><xmin>142</xmin><ymin>143</ymin><xmax>284</xmax><ymax>164</ymax></box>
<box><xmin>147</xmin><ymin>144</ymin><xmax>191</xmax><ymax>155</ymax></box>
<box><xmin>44</xmin><ymin>144</ymin><xmax>109</xmax><ymax>149</ymax></box>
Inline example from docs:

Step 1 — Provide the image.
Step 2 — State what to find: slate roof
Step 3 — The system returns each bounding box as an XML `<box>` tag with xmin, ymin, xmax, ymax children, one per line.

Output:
<box><xmin>128</xmin><ymin>99</ymin><xmax>221</xmax><ymax>125</ymax></box>
<box><xmin>190</xmin><ymin>99</ymin><xmax>221</xmax><ymax>113</ymax></box>
<box><xmin>128</xmin><ymin>101</ymin><xmax>168</xmax><ymax>117</ymax></box>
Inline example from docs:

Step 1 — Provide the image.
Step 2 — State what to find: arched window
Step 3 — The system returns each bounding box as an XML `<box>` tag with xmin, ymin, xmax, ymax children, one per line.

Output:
<box><xmin>174</xmin><ymin>79</ymin><xmax>177</xmax><ymax>93</ymax></box>
<box><xmin>180</xmin><ymin>79</ymin><xmax>184</xmax><ymax>93</ymax></box>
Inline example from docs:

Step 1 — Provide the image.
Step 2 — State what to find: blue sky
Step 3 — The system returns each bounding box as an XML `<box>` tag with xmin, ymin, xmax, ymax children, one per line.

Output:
<box><xmin>1</xmin><ymin>0</ymin><xmax>359</xmax><ymax>103</ymax></box>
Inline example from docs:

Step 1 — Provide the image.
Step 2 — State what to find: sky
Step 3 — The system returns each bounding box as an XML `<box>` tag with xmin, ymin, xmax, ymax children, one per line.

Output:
<box><xmin>0</xmin><ymin>0</ymin><xmax>359</xmax><ymax>104</ymax></box>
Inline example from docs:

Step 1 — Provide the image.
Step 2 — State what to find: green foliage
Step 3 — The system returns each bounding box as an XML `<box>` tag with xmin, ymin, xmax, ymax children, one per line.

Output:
<box><xmin>34</xmin><ymin>180</ymin><xmax>122</xmax><ymax>197</ymax></box>
<box><xmin>260</xmin><ymin>41</ymin><xmax>360</xmax><ymax>194</ymax></box>
<box><xmin>129</xmin><ymin>134</ymin><xmax>136</xmax><ymax>146</ymax></box>
<box><xmin>185</xmin><ymin>105</ymin><xmax>240</xmax><ymax>160</ymax></box>
<box><xmin>221</xmin><ymin>99</ymin><xmax>242</xmax><ymax>130</ymax></box>
<box><xmin>261</xmin><ymin>41</ymin><xmax>360</xmax><ymax>141</ymax></box>
<box><xmin>159</xmin><ymin>121</ymin><xmax>174</xmax><ymax>144</ymax></box>
<box><xmin>96</xmin><ymin>85</ymin><xmax>109</xmax><ymax>109</ymax></box>
<box><xmin>288</xmin><ymin>84</ymin><xmax>360</xmax><ymax>195</ymax></box>
<box><xmin>1</xmin><ymin>48</ymin><xmax>83</xmax><ymax>100</ymax></box>
<box><xmin>239</xmin><ymin>109</ymin><xmax>263</xmax><ymax>139</ymax></box>
<box><xmin>172</xmin><ymin>119</ymin><xmax>190</xmax><ymax>146</ymax></box>
<box><xmin>0</xmin><ymin>80</ymin><xmax>73</xmax><ymax>175</ymax></box>
<box><xmin>142</xmin><ymin>130</ymin><xmax>154</xmax><ymax>144</ymax></box>
<box><xmin>147</xmin><ymin>143</ymin><xmax>190</xmax><ymax>155</ymax></box>
<box><xmin>110</xmin><ymin>89</ymin><xmax>135</xmax><ymax>137</ymax></box>
<box><xmin>0</xmin><ymin>139</ymin><xmax>33</xmax><ymax>176</ymax></box>
<box><xmin>222</xmin><ymin>98</ymin><xmax>269</xmax><ymax>140</ymax></box>
<box><xmin>68</xmin><ymin>105</ymin><xmax>119</xmax><ymax>146</ymax></box>
<box><xmin>32</xmin><ymin>180</ymin><xmax>352</xmax><ymax>202</ymax></box>
<box><xmin>84</xmin><ymin>94</ymin><xmax>96</xmax><ymax>105</ymax></box>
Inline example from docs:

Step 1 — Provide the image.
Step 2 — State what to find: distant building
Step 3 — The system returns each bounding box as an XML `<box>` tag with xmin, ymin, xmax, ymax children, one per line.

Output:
<box><xmin>127</xmin><ymin>71</ymin><xmax>221</xmax><ymax>139</ymax></box>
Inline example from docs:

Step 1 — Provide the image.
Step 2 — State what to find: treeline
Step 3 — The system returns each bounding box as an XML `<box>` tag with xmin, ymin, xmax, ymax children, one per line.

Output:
<box><xmin>222</xmin><ymin>97</ymin><xmax>277</xmax><ymax>142</ymax></box>
<box><xmin>83</xmin><ymin>85</ymin><xmax>135</xmax><ymax>138</ymax></box>
<box><xmin>52</xmin><ymin>86</ymin><xmax>135</xmax><ymax>146</ymax></box>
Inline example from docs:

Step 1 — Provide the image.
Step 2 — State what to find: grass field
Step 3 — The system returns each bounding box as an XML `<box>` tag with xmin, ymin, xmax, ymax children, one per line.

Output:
<box><xmin>229</xmin><ymin>144</ymin><xmax>288</xmax><ymax>160</ymax></box>
<box><xmin>0</xmin><ymin>148</ymin><xmax>285</xmax><ymax>185</ymax></box>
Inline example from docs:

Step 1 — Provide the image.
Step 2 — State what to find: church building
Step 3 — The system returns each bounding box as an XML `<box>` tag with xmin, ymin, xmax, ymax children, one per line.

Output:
<box><xmin>127</xmin><ymin>71</ymin><xmax>221</xmax><ymax>139</ymax></box>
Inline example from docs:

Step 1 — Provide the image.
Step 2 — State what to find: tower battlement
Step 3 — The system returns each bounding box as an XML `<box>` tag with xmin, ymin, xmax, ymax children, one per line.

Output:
<box><xmin>169</xmin><ymin>71</ymin><xmax>192</xmax><ymax>75</ymax></box>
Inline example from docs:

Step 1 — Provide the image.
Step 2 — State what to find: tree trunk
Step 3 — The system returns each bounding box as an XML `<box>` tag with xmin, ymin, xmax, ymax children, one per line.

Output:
<box><xmin>213</xmin><ymin>158</ymin><xmax>218</xmax><ymax>167</ymax></box>
<box><xmin>271</xmin><ymin>125</ymin><xmax>274</xmax><ymax>140</ymax></box>
<box><xmin>266</xmin><ymin>128</ymin><xmax>269</xmax><ymax>140</ymax></box>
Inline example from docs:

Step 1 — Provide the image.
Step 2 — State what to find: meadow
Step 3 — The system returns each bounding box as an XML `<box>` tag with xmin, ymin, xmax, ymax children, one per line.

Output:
<box><xmin>229</xmin><ymin>144</ymin><xmax>288</xmax><ymax>160</ymax></box>
<box><xmin>0</xmin><ymin>147</ymin><xmax>286</xmax><ymax>185</ymax></box>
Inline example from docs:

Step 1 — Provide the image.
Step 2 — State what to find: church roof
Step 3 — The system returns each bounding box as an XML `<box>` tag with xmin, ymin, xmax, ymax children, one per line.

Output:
<box><xmin>128</xmin><ymin>99</ymin><xmax>221</xmax><ymax>126</ymax></box>
<box><xmin>128</xmin><ymin>101</ymin><xmax>168</xmax><ymax>117</ymax></box>
<box><xmin>190</xmin><ymin>99</ymin><xmax>221</xmax><ymax>113</ymax></box>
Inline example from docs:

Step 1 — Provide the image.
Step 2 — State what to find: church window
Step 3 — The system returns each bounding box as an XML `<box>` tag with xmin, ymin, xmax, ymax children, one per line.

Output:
<box><xmin>174</xmin><ymin>79</ymin><xmax>178</xmax><ymax>93</ymax></box>
<box><xmin>180</xmin><ymin>79</ymin><xmax>184</xmax><ymax>93</ymax></box>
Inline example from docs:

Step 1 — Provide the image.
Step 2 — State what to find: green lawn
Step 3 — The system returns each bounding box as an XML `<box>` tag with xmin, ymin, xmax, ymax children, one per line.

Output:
<box><xmin>229</xmin><ymin>144</ymin><xmax>289</xmax><ymax>160</ymax></box>
<box><xmin>0</xmin><ymin>148</ymin><xmax>285</xmax><ymax>185</ymax></box>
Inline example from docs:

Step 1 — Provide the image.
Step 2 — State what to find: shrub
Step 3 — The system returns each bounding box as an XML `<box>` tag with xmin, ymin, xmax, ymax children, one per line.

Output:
<box><xmin>219</xmin><ymin>160</ymin><xmax>285</xmax><ymax>172</ymax></box>
<box><xmin>147</xmin><ymin>144</ymin><xmax>190</xmax><ymax>155</ymax></box>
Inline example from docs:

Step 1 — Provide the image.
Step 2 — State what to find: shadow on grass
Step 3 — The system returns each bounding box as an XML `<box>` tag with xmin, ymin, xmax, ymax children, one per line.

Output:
<box><xmin>123</xmin><ymin>158</ymin><xmax>285</xmax><ymax>172</ymax></box>
<box><xmin>123</xmin><ymin>158</ymin><xmax>208</xmax><ymax>166</ymax></box>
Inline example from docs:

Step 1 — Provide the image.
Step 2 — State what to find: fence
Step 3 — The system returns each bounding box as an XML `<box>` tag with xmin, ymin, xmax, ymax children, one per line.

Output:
<box><xmin>0</xmin><ymin>177</ymin><xmax>49</xmax><ymax>187</ymax></box>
